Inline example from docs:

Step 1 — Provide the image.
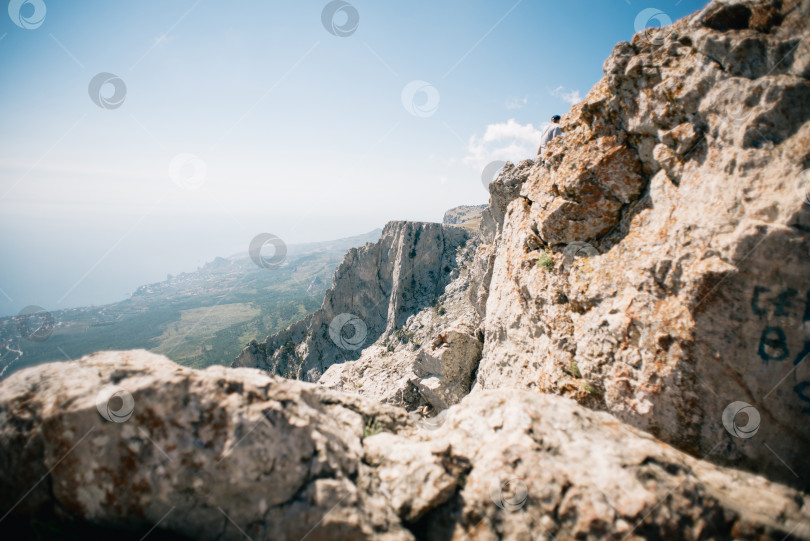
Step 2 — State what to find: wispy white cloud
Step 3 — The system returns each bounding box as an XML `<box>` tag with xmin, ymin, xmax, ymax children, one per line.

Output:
<box><xmin>463</xmin><ymin>119</ymin><xmax>543</xmax><ymax>170</ymax></box>
<box><xmin>151</xmin><ymin>34</ymin><xmax>175</xmax><ymax>48</ymax></box>
<box><xmin>550</xmin><ymin>85</ymin><xmax>582</xmax><ymax>105</ymax></box>
<box><xmin>505</xmin><ymin>95</ymin><xmax>528</xmax><ymax>110</ymax></box>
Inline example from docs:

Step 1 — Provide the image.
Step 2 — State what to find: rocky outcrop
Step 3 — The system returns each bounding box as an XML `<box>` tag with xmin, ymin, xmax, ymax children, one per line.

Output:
<box><xmin>2</xmin><ymin>351</ymin><xmax>809</xmax><ymax>540</ymax></box>
<box><xmin>474</xmin><ymin>160</ymin><xmax>537</xmax><ymax>318</ymax></box>
<box><xmin>442</xmin><ymin>204</ymin><xmax>487</xmax><ymax>225</ymax></box>
<box><xmin>476</xmin><ymin>0</ymin><xmax>810</xmax><ymax>490</ymax></box>
<box><xmin>369</xmin><ymin>389</ymin><xmax>810</xmax><ymax>541</ymax></box>
<box><xmin>480</xmin><ymin>161</ymin><xmax>534</xmax><ymax>242</ymax></box>
<box><xmin>233</xmin><ymin>221</ymin><xmax>470</xmax><ymax>383</ymax></box>
<box><xmin>318</xmin><ymin>238</ymin><xmax>483</xmax><ymax>413</ymax></box>
<box><xmin>0</xmin><ymin>351</ymin><xmax>411</xmax><ymax>540</ymax></box>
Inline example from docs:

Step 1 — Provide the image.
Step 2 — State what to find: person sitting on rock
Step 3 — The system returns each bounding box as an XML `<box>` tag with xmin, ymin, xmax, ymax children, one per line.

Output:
<box><xmin>537</xmin><ymin>115</ymin><xmax>562</xmax><ymax>157</ymax></box>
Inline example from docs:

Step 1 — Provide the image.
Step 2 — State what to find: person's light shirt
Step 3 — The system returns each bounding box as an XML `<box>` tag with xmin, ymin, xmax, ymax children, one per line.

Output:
<box><xmin>539</xmin><ymin>124</ymin><xmax>562</xmax><ymax>154</ymax></box>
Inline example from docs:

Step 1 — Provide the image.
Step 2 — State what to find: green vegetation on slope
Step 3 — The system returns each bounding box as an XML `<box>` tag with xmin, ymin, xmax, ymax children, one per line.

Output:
<box><xmin>0</xmin><ymin>230</ymin><xmax>381</xmax><ymax>377</ymax></box>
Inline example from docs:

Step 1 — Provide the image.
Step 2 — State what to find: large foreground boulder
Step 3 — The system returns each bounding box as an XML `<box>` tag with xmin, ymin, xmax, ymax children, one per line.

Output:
<box><xmin>1</xmin><ymin>351</ymin><xmax>809</xmax><ymax>540</ymax></box>
<box><xmin>0</xmin><ymin>350</ymin><xmax>411</xmax><ymax>540</ymax></box>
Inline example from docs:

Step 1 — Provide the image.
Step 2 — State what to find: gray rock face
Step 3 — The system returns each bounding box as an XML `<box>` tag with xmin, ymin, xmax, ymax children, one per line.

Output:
<box><xmin>233</xmin><ymin>221</ymin><xmax>470</xmax><ymax>383</ymax></box>
<box><xmin>368</xmin><ymin>389</ymin><xmax>810</xmax><ymax>541</ymax></box>
<box><xmin>474</xmin><ymin>159</ymin><xmax>537</xmax><ymax>320</ymax></box>
<box><xmin>480</xmin><ymin>160</ymin><xmax>531</xmax><ymax>242</ymax></box>
<box><xmin>442</xmin><ymin>204</ymin><xmax>487</xmax><ymax>225</ymax></box>
<box><xmin>0</xmin><ymin>350</ymin><xmax>412</xmax><ymax>540</ymax></box>
<box><xmin>2</xmin><ymin>351</ymin><xmax>808</xmax><ymax>540</ymax></box>
<box><xmin>318</xmin><ymin>239</ymin><xmax>483</xmax><ymax>414</ymax></box>
<box><xmin>476</xmin><ymin>0</ymin><xmax>810</xmax><ymax>490</ymax></box>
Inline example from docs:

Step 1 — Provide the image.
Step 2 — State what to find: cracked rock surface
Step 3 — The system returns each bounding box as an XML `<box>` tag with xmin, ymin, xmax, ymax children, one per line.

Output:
<box><xmin>0</xmin><ymin>351</ymin><xmax>411</xmax><ymax>540</ymax></box>
<box><xmin>477</xmin><ymin>0</ymin><xmax>810</xmax><ymax>490</ymax></box>
<box><xmin>232</xmin><ymin>221</ymin><xmax>470</xmax><ymax>386</ymax></box>
<box><xmin>2</xmin><ymin>350</ymin><xmax>809</xmax><ymax>540</ymax></box>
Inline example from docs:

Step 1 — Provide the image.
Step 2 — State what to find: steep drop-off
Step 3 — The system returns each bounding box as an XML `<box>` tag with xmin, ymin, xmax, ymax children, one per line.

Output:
<box><xmin>233</xmin><ymin>221</ymin><xmax>471</xmax><ymax>384</ymax></box>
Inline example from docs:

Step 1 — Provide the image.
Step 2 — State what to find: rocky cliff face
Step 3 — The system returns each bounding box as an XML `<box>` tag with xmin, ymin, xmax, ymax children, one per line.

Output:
<box><xmin>280</xmin><ymin>0</ymin><xmax>810</xmax><ymax>491</ymax></box>
<box><xmin>318</xmin><ymin>238</ymin><xmax>484</xmax><ymax>413</ymax></box>
<box><xmin>233</xmin><ymin>221</ymin><xmax>471</xmax><ymax>385</ymax></box>
<box><xmin>2</xmin><ymin>0</ymin><xmax>810</xmax><ymax>538</ymax></box>
<box><xmin>234</xmin><ymin>218</ymin><xmax>486</xmax><ymax>415</ymax></box>
<box><xmin>442</xmin><ymin>204</ymin><xmax>487</xmax><ymax>225</ymax></box>
<box><xmin>477</xmin><ymin>0</ymin><xmax>810</xmax><ymax>490</ymax></box>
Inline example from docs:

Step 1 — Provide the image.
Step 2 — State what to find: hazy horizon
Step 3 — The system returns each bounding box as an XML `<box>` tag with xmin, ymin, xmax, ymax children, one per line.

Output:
<box><xmin>0</xmin><ymin>223</ymin><xmax>386</xmax><ymax>317</ymax></box>
<box><xmin>0</xmin><ymin>0</ymin><xmax>708</xmax><ymax>317</ymax></box>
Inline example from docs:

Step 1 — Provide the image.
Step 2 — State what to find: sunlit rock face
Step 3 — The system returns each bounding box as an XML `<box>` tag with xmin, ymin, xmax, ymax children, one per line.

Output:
<box><xmin>233</xmin><ymin>221</ymin><xmax>471</xmax><ymax>384</ymax></box>
<box><xmin>477</xmin><ymin>0</ymin><xmax>810</xmax><ymax>489</ymax></box>
<box><xmin>442</xmin><ymin>204</ymin><xmax>486</xmax><ymax>225</ymax></box>
<box><xmin>1</xmin><ymin>351</ymin><xmax>808</xmax><ymax>540</ymax></box>
<box><xmin>239</xmin><ymin>0</ymin><xmax>810</xmax><ymax>493</ymax></box>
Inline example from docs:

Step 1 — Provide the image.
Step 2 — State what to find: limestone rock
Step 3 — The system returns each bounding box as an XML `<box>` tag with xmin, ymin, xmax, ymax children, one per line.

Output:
<box><xmin>477</xmin><ymin>0</ymin><xmax>810</xmax><ymax>490</ymax></box>
<box><xmin>233</xmin><ymin>221</ymin><xmax>470</xmax><ymax>383</ymax></box>
<box><xmin>2</xmin><ymin>351</ymin><xmax>808</xmax><ymax>540</ymax></box>
<box><xmin>366</xmin><ymin>390</ymin><xmax>810</xmax><ymax>540</ymax></box>
<box><xmin>318</xmin><ymin>241</ymin><xmax>483</xmax><ymax>414</ymax></box>
<box><xmin>410</xmin><ymin>318</ymin><xmax>482</xmax><ymax>410</ymax></box>
<box><xmin>442</xmin><ymin>204</ymin><xmax>487</xmax><ymax>226</ymax></box>
<box><xmin>473</xmin><ymin>159</ymin><xmax>533</xmax><ymax>324</ymax></box>
<box><xmin>0</xmin><ymin>350</ymin><xmax>411</xmax><ymax>540</ymax></box>
<box><xmin>480</xmin><ymin>160</ymin><xmax>532</xmax><ymax>242</ymax></box>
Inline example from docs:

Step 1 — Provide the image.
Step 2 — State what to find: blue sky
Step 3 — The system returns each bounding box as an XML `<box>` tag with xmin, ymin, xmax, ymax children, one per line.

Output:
<box><xmin>0</xmin><ymin>0</ymin><xmax>708</xmax><ymax>314</ymax></box>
